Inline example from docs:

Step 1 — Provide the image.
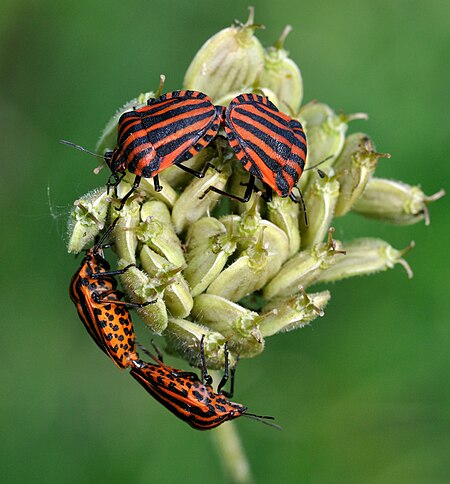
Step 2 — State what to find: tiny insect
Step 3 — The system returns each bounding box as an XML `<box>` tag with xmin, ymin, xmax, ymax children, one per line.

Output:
<box><xmin>69</xmin><ymin>219</ymin><xmax>155</xmax><ymax>369</ymax></box>
<box><xmin>104</xmin><ymin>89</ymin><xmax>223</xmax><ymax>209</ymax></box>
<box><xmin>204</xmin><ymin>93</ymin><xmax>307</xmax><ymax>204</ymax></box>
<box><xmin>129</xmin><ymin>337</ymin><xmax>279</xmax><ymax>430</ymax></box>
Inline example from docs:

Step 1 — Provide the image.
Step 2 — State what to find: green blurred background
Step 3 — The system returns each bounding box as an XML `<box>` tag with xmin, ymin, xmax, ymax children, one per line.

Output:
<box><xmin>1</xmin><ymin>0</ymin><xmax>448</xmax><ymax>482</ymax></box>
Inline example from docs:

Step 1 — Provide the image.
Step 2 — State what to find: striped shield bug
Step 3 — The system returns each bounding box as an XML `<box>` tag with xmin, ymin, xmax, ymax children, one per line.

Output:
<box><xmin>130</xmin><ymin>337</ymin><xmax>280</xmax><ymax>430</ymax></box>
<box><xmin>204</xmin><ymin>93</ymin><xmax>307</xmax><ymax>203</ymax></box>
<box><xmin>69</xmin><ymin>219</ymin><xmax>156</xmax><ymax>369</ymax></box>
<box><xmin>105</xmin><ymin>90</ymin><xmax>223</xmax><ymax>209</ymax></box>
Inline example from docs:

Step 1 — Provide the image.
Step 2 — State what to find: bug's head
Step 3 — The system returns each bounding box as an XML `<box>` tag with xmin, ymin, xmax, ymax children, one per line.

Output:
<box><xmin>104</xmin><ymin>150</ymin><xmax>125</xmax><ymax>174</ymax></box>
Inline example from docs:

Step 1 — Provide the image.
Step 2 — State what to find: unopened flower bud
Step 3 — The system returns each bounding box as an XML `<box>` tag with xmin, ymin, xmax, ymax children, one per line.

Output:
<box><xmin>138</xmin><ymin>200</ymin><xmax>185</xmax><ymax>267</ymax></box>
<box><xmin>334</xmin><ymin>133</ymin><xmax>391</xmax><ymax>216</ymax></box>
<box><xmin>112</xmin><ymin>183</ymin><xmax>140</xmax><ymax>263</ymax></box>
<box><xmin>67</xmin><ymin>187</ymin><xmax>109</xmax><ymax>253</ymax></box>
<box><xmin>183</xmin><ymin>7</ymin><xmax>265</xmax><ymax>101</ymax></box>
<box><xmin>263</xmin><ymin>228</ymin><xmax>345</xmax><ymax>299</ymax></box>
<box><xmin>258</xmin><ymin>289</ymin><xmax>331</xmax><ymax>336</ymax></box>
<box><xmin>140</xmin><ymin>246</ymin><xmax>192</xmax><ymax>318</ymax></box>
<box><xmin>165</xmin><ymin>318</ymin><xmax>233</xmax><ymax>369</ymax></box>
<box><xmin>352</xmin><ymin>178</ymin><xmax>445</xmax><ymax>226</ymax></box>
<box><xmin>192</xmin><ymin>294</ymin><xmax>264</xmax><ymax>357</ymax></box>
<box><xmin>299</xmin><ymin>173</ymin><xmax>340</xmax><ymax>248</ymax></box>
<box><xmin>257</xmin><ymin>25</ymin><xmax>303</xmax><ymax>114</ymax></box>
<box><xmin>117</xmin><ymin>263</ymin><xmax>168</xmax><ymax>334</ymax></box>
<box><xmin>207</xmin><ymin>222</ymin><xmax>289</xmax><ymax>301</ymax></box>
<box><xmin>267</xmin><ymin>195</ymin><xmax>301</xmax><ymax>256</ymax></box>
<box><xmin>184</xmin><ymin>217</ymin><xmax>237</xmax><ymax>297</ymax></box>
<box><xmin>172</xmin><ymin>156</ymin><xmax>232</xmax><ymax>233</ymax></box>
<box><xmin>298</xmin><ymin>101</ymin><xmax>367</xmax><ymax>187</ymax></box>
<box><xmin>312</xmin><ymin>238</ymin><xmax>415</xmax><ymax>283</ymax></box>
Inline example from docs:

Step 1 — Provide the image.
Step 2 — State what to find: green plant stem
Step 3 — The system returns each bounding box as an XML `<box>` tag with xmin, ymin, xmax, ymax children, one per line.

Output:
<box><xmin>210</xmin><ymin>421</ymin><xmax>253</xmax><ymax>484</ymax></box>
<box><xmin>209</xmin><ymin>371</ymin><xmax>253</xmax><ymax>483</ymax></box>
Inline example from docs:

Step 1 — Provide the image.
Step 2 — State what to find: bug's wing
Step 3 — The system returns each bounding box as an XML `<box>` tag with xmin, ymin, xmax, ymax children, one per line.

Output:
<box><xmin>225</xmin><ymin>93</ymin><xmax>303</xmax><ymax>197</ymax></box>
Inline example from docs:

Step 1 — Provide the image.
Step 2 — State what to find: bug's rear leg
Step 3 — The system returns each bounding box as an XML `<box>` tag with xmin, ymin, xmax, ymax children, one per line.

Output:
<box><xmin>116</xmin><ymin>175</ymin><xmax>142</xmax><ymax>211</ymax></box>
<box><xmin>199</xmin><ymin>335</ymin><xmax>213</xmax><ymax>386</ymax></box>
<box><xmin>199</xmin><ymin>174</ymin><xmax>255</xmax><ymax>203</ymax></box>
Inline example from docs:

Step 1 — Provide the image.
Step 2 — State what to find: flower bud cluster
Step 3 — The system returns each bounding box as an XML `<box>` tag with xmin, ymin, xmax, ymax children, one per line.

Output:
<box><xmin>67</xmin><ymin>9</ymin><xmax>443</xmax><ymax>369</ymax></box>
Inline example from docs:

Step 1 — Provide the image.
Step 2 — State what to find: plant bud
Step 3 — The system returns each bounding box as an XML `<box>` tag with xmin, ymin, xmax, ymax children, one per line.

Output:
<box><xmin>123</xmin><ymin>172</ymin><xmax>178</xmax><ymax>208</ymax></box>
<box><xmin>299</xmin><ymin>173</ymin><xmax>340</xmax><ymax>248</ymax></box>
<box><xmin>215</xmin><ymin>87</ymin><xmax>281</xmax><ymax>111</ymax></box>
<box><xmin>263</xmin><ymin>228</ymin><xmax>345</xmax><ymax>299</ymax></box>
<box><xmin>257</xmin><ymin>25</ymin><xmax>303</xmax><ymax>114</ymax></box>
<box><xmin>172</xmin><ymin>156</ymin><xmax>232</xmax><ymax>233</ymax></box>
<box><xmin>297</xmin><ymin>101</ymin><xmax>368</xmax><ymax>188</ymax></box>
<box><xmin>312</xmin><ymin>238</ymin><xmax>415</xmax><ymax>283</ymax></box>
<box><xmin>112</xmin><ymin>183</ymin><xmax>140</xmax><ymax>263</ymax></box>
<box><xmin>267</xmin><ymin>195</ymin><xmax>301</xmax><ymax>256</ymax></box>
<box><xmin>67</xmin><ymin>187</ymin><xmax>109</xmax><ymax>253</ymax></box>
<box><xmin>165</xmin><ymin>318</ymin><xmax>233</xmax><ymax>369</ymax></box>
<box><xmin>334</xmin><ymin>133</ymin><xmax>391</xmax><ymax>216</ymax></box>
<box><xmin>140</xmin><ymin>246</ymin><xmax>193</xmax><ymax>318</ymax></box>
<box><xmin>352</xmin><ymin>178</ymin><xmax>445</xmax><ymax>226</ymax></box>
<box><xmin>117</xmin><ymin>262</ymin><xmax>168</xmax><ymax>334</ymax></box>
<box><xmin>184</xmin><ymin>217</ymin><xmax>237</xmax><ymax>297</ymax></box>
<box><xmin>258</xmin><ymin>289</ymin><xmax>331</xmax><ymax>336</ymax></box>
<box><xmin>138</xmin><ymin>200</ymin><xmax>185</xmax><ymax>267</ymax></box>
<box><xmin>192</xmin><ymin>294</ymin><xmax>264</xmax><ymax>357</ymax></box>
<box><xmin>183</xmin><ymin>7</ymin><xmax>265</xmax><ymax>101</ymax></box>
<box><xmin>207</xmin><ymin>221</ymin><xmax>289</xmax><ymax>301</ymax></box>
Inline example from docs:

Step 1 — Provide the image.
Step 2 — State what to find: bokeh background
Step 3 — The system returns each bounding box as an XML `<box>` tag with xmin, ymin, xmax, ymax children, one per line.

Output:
<box><xmin>1</xmin><ymin>0</ymin><xmax>448</xmax><ymax>482</ymax></box>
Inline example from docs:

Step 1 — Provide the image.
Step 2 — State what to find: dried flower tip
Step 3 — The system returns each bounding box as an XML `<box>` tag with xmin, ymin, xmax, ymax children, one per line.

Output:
<box><xmin>192</xmin><ymin>294</ymin><xmax>264</xmax><ymax>358</ymax></box>
<box><xmin>172</xmin><ymin>156</ymin><xmax>232</xmax><ymax>233</ymax></box>
<box><xmin>140</xmin><ymin>246</ymin><xmax>193</xmax><ymax>319</ymax></box>
<box><xmin>118</xmin><ymin>262</ymin><xmax>168</xmax><ymax>334</ymax></box>
<box><xmin>67</xmin><ymin>187</ymin><xmax>109</xmax><ymax>253</ymax></box>
<box><xmin>207</xmin><ymin>221</ymin><xmax>289</xmax><ymax>301</ymax></box>
<box><xmin>263</xmin><ymin>228</ymin><xmax>345</xmax><ymax>299</ymax></box>
<box><xmin>312</xmin><ymin>238</ymin><xmax>415</xmax><ymax>283</ymax></box>
<box><xmin>299</xmin><ymin>173</ymin><xmax>340</xmax><ymax>248</ymax></box>
<box><xmin>334</xmin><ymin>133</ymin><xmax>391</xmax><ymax>216</ymax></box>
<box><xmin>256</xmin><ymin>24</ymin><xmax>303</xmax><ymax>114</ymax></box>
<box><xmin>258</xmin><ymin>289</ymin><xmax>331</xmax><ymax>336</ymax></box>
<box><xmin>183</xmin><ymin>7</ymin><xmax>265</xmax><ymax>101</ymax></box>
<box><xmin>137</xmin><ymin>200</ymin><xmax>185</xmax><ymax>267</ymax></box>
<box><xmin>267</xmin><ymin>195</ymin><xmax>301</xmax><ymax>256</ymax></box>
<box><xmin>165</xmin><ymin>318</ymin><xmax>233</xmax><ymax>370</ymax></box>
<box><xmin>184</xmin><ymin>217</ymin><xmax>237</xmax><ymax>297</ymax></box>
<box><xmin>352</xmin><ymin>178</ymin><xmax>445</xmax><ymax>226</ymax></box>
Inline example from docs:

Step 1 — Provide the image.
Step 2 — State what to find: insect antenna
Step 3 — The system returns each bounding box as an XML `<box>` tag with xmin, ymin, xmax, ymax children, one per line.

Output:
<box><xmin>243</xmin><ymin>412</ymin><xmax>282</xmax><ymax>430</ymax></box>
<box><xmin>60</xmin><ymin>139</ymin><xmax>108</xmax><ymax>159</ymax></box>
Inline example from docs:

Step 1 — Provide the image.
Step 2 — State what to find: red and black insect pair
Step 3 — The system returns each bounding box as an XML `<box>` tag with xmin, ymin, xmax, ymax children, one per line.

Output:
<box><xmin>70</xmin><ymin>222</ymin><xmax>278</xmax><ymax>430</ymax></box>
<box><xmin>63</xmin><ymin>89</ymin><xmax>307</xmax><ymax>209</ymax></box>
<box><xmin>130</xmin><ymin>337</ymin><xmax>279</xmax><ymax>430</ymax></box>
<box><xmin>69</xmin><ymin>218</ymin><xmax>155</xmax><ymax>369</ymax></box>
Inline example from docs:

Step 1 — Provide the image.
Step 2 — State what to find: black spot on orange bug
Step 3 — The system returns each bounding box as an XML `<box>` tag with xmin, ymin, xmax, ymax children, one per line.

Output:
<box><xmin>69</xmin><ymin>219</ymin><xmax>156</xmax><ymax>369</ymax></box>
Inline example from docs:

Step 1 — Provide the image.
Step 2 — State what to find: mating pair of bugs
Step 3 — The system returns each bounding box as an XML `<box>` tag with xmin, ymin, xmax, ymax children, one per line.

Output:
<box><xmin>65</xmin><ymin>89</ymin><xmax>308</xmax><ymax>210</ymax></box>
<box><xmin>70</xmin><ymin>220</ymin><xmax>278</xmax><ymax>430</ymax></box>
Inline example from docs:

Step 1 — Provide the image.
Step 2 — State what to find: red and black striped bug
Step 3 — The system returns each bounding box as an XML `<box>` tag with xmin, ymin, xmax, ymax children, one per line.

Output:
<box><xmin>204</xmin><ymin>93</ymin><xmax>307</xmax><ymax>204</ymax></box>
<box><xmin>105</xmin><ymin>90</ymin><xmax>223</xmax><ymax>209</ymax></box>
<box><xmin>130</xmin><ymin>337</ymin><xmax>279</xmax><ymax>430</ymax></box>
<box><xmin>69</xmin><ymin>219</ymin><xmax>156</xmax><ymax>369</ymax></box>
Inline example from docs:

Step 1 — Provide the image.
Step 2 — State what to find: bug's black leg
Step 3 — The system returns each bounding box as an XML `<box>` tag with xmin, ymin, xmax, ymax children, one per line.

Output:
<box><xmin>153</xmin><ymin>174</ymin><xmax>163</xmax><ymax>192</ymax></box>
<box><xmin>199</xmin><ymin>175</ymin><xmax>255</xmax><ymax>203</ymax></box>
<box><xmin>107</xmin><ymin>172</ymin><xmax>125</xmax><ymax>198</ymax></box>
<box><xmin>217</xmin><ymin>342</ymin><xmax>230</xmax><ymax>395</ymax></box>
<box><xmin>176</xmin><ymin>161</ymin><xmax>220</xmax><ymax>178</ymax></box>
<box><xmin>91</xmin><ymin>263</ymin><xmax>136</xmax><ymax>278</ymax></box>
<box><xmin>200</xmin><ymin>335</ymin><xmax>213</xmax><ymax>386</ymax></box>
<box><xmin>150</xmin><ymin>339</ymin><xmax>164</xmax><ymax>362</ymax></box>
<box><xmin>116</xmin><ymin>175</ymin><xmax>141</xmax><ymax>210</ymax></box>
<box><xmin>94</xmin><ymin>292</ymin><xmax>157</xmax><ymax>308</ymax></box>
<box><xmin>291</xmin><ymin>187</ymin><xmax>308</xmax><ymax>226</ymax></box>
